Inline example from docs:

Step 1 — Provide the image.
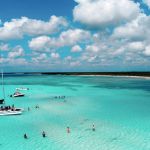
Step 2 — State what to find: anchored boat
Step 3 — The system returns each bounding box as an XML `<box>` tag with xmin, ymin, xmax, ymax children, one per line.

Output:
<box><xmin>10</xmin><ymin>91</ymin><xmax>25</xmax><ymax>97</ymax></box>
<box><xmin>0</xmin><ymin>70</ymin><xmax>23</xmax><ymax>116</ymax></box>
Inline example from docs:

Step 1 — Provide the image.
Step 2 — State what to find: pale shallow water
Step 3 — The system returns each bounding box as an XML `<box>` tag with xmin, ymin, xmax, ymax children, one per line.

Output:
<box><xmin>0</xmin><ymin>75</ymin><xmax>150</xmax><ymax>150</ymax></box>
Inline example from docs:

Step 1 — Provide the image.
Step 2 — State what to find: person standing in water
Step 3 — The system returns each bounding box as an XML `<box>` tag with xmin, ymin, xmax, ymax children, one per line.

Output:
<box><xmin>24</xmin><ymin>133</ymin><xmax>28</xmax><ymax>139</ymax></box>
<box><xmin>28</xmin><ymin>107</ymin><xmax>30</xmax><ymax>111</ymax></box>
<box><xmin>42</xmin><ymin>131</ymin><xmax>46</xmax><ymax>138</ymax></box>
<box><xmin>67</xmin><ymin>127</ymin><xmax>70</xmax><ymax>133</ymax></box>
<box><xmin>92</xmin><ymin>123</ymin><xmax>95</xmax><ymax>131</ymax></box>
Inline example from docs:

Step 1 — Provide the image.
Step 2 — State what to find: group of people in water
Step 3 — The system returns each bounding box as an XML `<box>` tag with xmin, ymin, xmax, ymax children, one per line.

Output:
<box><xmin>53</xmin><ymin>95</ymin><xmax>67</xmax><ymax>103</ymax></box>
<box><xmin>24</xmin><ymin>131</ymin><xmax>46</xmax><ymax>139</ymax></box>
<box><xmin>24</xmin><ymin>97</ymin><xmax>96</xmax><ymax>140</ymax></box>
<box><xmin>27</xmin><ymin>104</ymin><xmax>40</xmax><ymax>111</ymax></box>
<box><xmin>0</xmin><ymin>104</ymin><xmax>15</xmax><ymax>111</ymax></box>
<box><xmin>54</xmin><ymin>96</ymin><xmax>66</xmax><ymax>99</ymax></box>
<box><xmin>66</xmin><ymin>124</ymin><xmax>95</xmax><ymax>134</ymax></box>
<box><xmin>24</xmin><ymin>124</ymin><xmax>95</xmax><ymax>139</ymax></box>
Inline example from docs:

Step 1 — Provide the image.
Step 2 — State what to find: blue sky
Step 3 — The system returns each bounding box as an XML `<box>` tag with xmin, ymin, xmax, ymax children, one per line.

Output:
<box><xmin>0</xmin><ymin>0</ymin><xmax>150</xmax><ymax>72</ymax></box>
<box><xmin>0</xmin><ymin>0</ymin><xmax>76</xmax><ymax>21</ymax></box>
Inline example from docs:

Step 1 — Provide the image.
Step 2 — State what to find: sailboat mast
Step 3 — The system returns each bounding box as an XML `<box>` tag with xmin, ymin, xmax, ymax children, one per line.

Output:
<box><xmin>1</xmin><ymin>70</ymin><xmax>5</xmax><ymax>100</ymax></box>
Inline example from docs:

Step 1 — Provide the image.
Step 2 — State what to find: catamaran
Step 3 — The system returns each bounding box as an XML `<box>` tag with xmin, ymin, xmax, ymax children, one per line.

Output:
<box><xmin>0</xmin><ymin>70</ymin><xmax>23</xmax><ymax>116</ymax></box>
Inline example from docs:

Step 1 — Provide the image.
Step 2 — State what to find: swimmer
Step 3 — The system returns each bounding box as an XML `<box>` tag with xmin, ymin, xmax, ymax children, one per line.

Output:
<box><xmin>42</xmin><ymin>131</ymin><xmax>46</xmax><ymax>138</ymax></box>
<box><xmin>28</xmin><ymin>107</ymin><xmax>30</xmax><ymax>111</ymax></box>
<box><xmin>67</xmin><ymin>127</ymin><xmax>70</xmax><ymax>133</ymax></box>
<box><xmin>24</xmin><ymin>134</ymin><xmax>28</xmax><ymax>139</ymax></box>
<box><xmin>35</xmin><ymin>105</ymin><xmax>39</xmax><ymax>109</ymax></box>
<box><xmin>92</xmin><ymin>123</ymin><xmax>95</xmax><ymax>131</ymax></box>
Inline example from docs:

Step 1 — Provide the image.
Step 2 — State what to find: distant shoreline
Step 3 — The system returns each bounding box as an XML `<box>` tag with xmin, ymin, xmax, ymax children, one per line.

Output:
<box><xmin>4</xmin><ymin>72</ymin><xmax>150</xmax><ymax>79</ymax></box>
<box><xmin>76</xmin><ymin>75</ymin><xmax>150</xmax><ymax>80</ymax></box>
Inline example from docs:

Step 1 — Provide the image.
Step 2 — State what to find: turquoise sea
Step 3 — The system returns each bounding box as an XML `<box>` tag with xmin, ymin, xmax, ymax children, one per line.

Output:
<box><xmin>0</xmin><ymin>75</ymin><xmax>150</xmax><ymax>150</ymax></box>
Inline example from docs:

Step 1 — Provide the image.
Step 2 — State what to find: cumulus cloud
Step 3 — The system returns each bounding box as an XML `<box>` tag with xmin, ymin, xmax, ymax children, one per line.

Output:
<box><xmin>51</xmin><ymin>52</ymin><xmax>60</xmax><ymax>59</ymax></box>
<box><xmin>112</xmin><ymin>13</ymin><xmax>150</xmax><ymax>41</ymax></box>
<box><xmin>0</xmin><ymin>57</ymin><xmax>27</xmax><ymax>65</ymax></box>
<box><xmin>29</xmin><ymin>29</ymin><xmax>91</xmax><ymax>51</ymax></box>
<box><xmin>32</xmin><ymin>53</ymin><xmax>48</xmax><ymax>63</ymax></box>
<box><xmin>78</xmin><ymin>27</ymin><xmax>150</xmax><ymax>68</ymax></box>
<box><xmin>73</xmin><ymin>0</ymin><xmax>140</xmax><ymax>27</ymax></box>
<box><xmin>64</xmin><ymin>56</ymin><xmax>72</xmax><ymax>61</ymax></box>
<box><xmin>0</xmin><ymin>15</ymin><xmax>68</xmax><ymax>40</ymax></box>
<box><xmin>70</xmin><ymin>61</ymin><xmax>80</xmax><ymax>66</ymax></box>
<box><xmin>143</xmin><ymin>0</ymin><xmax>150</xmax><ymax>8</ymax></box>
<box><xmin>86</xmin><ymin>45</ymin><xmax>100</xmax><ymax>53</ymax></box>
<box><xmin>144</xmin><ymin>45</ymin><xmax>150</xmax><ymax>56</ymax></box>
<box><xmin>127</xmin><ymin>42</ymin><xmax>145</xmax><ymax>51</ymax></box>
<box><xmin>1</xmin><ymin>1</ymin><xmax>150</xmax><ymax>71</ymax></box>
<box><xmin>71</xmin><ymin>45</ymin><xmax>82</xmax><ymax>52</ymax></box>
<box><xmin>111</xmin><ymin>12</ymin><xmax>150</xmax><ymax>59</ymax></box>
<box><xmin>0</xmin><ymin>43</ymin><xmax>9</xmax><ymax>51</ymax></box>
<box><xmin>8</xmin><ymin>45</ymin><xmax>24</xmax><ymax>58</ymax></box>
<box><xmin>29</xmin><ymin>36</ymin><xmax>51</xmax><ymax>51</ymax></box>
<box><xmin>8</xmin><ymin>58</ymin><xmax>27</xmax><ymax>65</ymax></box>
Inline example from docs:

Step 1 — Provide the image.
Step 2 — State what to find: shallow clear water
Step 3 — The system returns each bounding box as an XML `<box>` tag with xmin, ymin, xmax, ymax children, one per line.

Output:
<box><xmin>0</xmin><ymin>75</ymin><xmax>150</xmax><ymax>150</ymax></box>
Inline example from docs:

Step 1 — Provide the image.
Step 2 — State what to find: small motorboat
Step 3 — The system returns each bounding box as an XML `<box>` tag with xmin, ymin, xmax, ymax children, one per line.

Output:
<box><xmin>10</xmin><ymin>91</ymin><xmax>25</xmax><ymax>97</ymax></box>
<box><xmin>16</xmin><ymin>87</ymin><xmax>29</xmax><ymax>91</ymax></box>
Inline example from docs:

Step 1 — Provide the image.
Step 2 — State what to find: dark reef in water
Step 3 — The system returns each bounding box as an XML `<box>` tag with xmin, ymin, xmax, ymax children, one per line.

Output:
<box><xmin>3</xmin><ymin>72</ymin><xmax>150</xmax><ymax>77</ymax></box>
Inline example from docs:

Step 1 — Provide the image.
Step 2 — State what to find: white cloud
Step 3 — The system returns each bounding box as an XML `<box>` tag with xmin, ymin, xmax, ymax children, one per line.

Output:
<box><xmin>0</xmin><ymin>16</ymin><xmax>68</xmax><ymax>40</ymax></box>
<box><xmin>70</xmin><ymin>61</ymin><xmax>80</xmax><ymax>66</ymax></box>
<box><xmin>143</xmin><ymin>0</ymin><xmax>150</xmax><ymax>8</ymax></box>
<box><xmin>144</xmin><ymin>45</ymin><xmax>150</xmax><ymax>56</ymax></box>
<box><xmin>29</xmin><ymin>36</ymin><xmax>51</xmax><ymax>51</ymax></box>
<box><xmin>8</xmin><ymin>58</ymin><xmax>27</xmax><ymax>65</ymax></box>
<box><xmin>32</xmin><ymin>53</ymin><xmax>48</xmax><ymax>63</ymax></box>
<box><xmin>86</xmin><ymin>45</ymin><xmax>100</xmax><ymax>53</ymax></box>
<box><xmin>0</xmin><ymin>57</ymin><xmax>27</xmax><ymax>65</ymax></box>
<box><xmin>111</xmin><ymin>13</ymin><xmax>150</xmax><ymax>59</ymax></box>
<box><xmin>51</xmin><ymin>52</ymin><xmax>60</xmax><ymax>59</ymax></box>
<box><xmin>0</xmin><ymin>43</ymin><xmax>9</xmax><ymax>51</ymax></box>
<box><xmin>29</xmin><ymin>29</ymin><xmax>91</xmax><ymax>51</ymax></box>
<box><xmin>58</xmin><ymin>29</ymin><xmax>91</xmax><ymax>46</ymax></box>
<box><xmin>73</xmin><ymin>0</ymin><xmax>140</xmax><ymax>27</ymax></box>
<box><xmin>127</xmin><ymin>42</ymin><xmax>144</xmax><ymax>51</ymax></box>
<box><xmin>8</xmin><ymin>45</ymin><xmax>24</xmax><ymax>58</ymax></box>
<box><xmin>65</xmin><ymin>56</ymin><xmax>72</xmax><ymax>61</ymax></box>
<box><xmin>112</xmin><ymin>13</ymin><xmax>150</xmax><ymax>41</ymax></box>
<box><xmin>78</xmin><ymin>28</ymin><xmax>150</xmax><ymax>67</ymax></box>
<box><xmin>71</xmin><ymin>45</ymin><xmax>82</xmax><ymax>52</ymax></box>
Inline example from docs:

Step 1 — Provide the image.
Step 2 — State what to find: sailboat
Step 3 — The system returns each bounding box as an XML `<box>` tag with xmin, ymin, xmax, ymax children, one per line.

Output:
<box><xmin>0</xmin><ymin>70</ymin><xmax>23</xmax><ymax>116</ymax></box>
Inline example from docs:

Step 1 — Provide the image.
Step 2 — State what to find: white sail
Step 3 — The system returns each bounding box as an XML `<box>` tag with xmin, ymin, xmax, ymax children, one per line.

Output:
<box><xmin>2</xmin><ymin>70</ymin><xmax>5</xmax><ymax>101</ymax></box>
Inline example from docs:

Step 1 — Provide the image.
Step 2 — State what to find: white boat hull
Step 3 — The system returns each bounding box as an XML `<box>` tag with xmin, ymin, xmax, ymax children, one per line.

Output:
<box><xmin>16</xmin><ymin>88</ymin><xmax>29</xmax><ymax>91</ymax></box>
<box><xmin>13</xmin><ymin>94</ymin><xmax>25</xmax><ymax>97</ymax></box>
<box><xmin>10</xmin><ymin>94</ymin><xmax>25</xmax><ymax>97</ymax></box>
<box><xmin>0</xmin><ymin>110</ymin><xmax>22</xmax><ymax>116</ymax></box>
